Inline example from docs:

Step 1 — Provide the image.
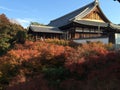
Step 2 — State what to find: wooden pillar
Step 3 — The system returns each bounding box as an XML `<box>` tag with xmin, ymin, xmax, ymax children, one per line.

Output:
<box><xmin>34</xmin><ymin>33</ymin><xmax>37</xmax><ymax>41</ymax></box>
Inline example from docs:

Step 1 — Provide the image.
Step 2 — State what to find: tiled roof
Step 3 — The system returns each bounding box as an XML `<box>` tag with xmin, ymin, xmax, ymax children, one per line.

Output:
<box><xmin>29</xmin><ymin>25</ymin><xmax>63</xmax><ymax>34</ymax></box>
<box><xmin>48</xmin><ymin>2</ymin><xmax>95</xmax><ymax>27</ymax></box>
<box><xmin>109</xmin><ymin>23</ymin><xmax>120</xmax><ymax>30</ymax></box>
<box><xmin>48</xmin><ymin>1</ymin><xmax>110</xmax><ymax>27</ymax></box>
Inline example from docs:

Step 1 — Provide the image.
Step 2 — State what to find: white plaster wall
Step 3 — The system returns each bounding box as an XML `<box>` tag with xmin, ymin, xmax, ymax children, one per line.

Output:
<box><xmin>73</xmin><ymin>37</ymin><xmax>109</xmax><ymax>44</ymax></box>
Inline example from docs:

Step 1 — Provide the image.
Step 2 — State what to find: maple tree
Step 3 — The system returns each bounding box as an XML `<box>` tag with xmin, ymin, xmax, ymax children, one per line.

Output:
<box><xmin>0</xmin><ymin>40</ymin><xmax>120</xmax><ymax>90</ymax></box>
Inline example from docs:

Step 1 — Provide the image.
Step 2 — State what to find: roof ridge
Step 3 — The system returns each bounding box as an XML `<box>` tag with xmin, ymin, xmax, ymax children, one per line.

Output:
<box><xmin>30</xmin><ymin>25</ymin><xmax>57</xmax><ymax>28</ymax></box>
<box><xmin>95</xmin><ymin>0</ymin><xmax>99</xmax><ymax>4</ymax></box>
<box><xmin>48</xmin><ymin>0</ymin><xmax>111</xmax><ymax>27</ymax></box>
<box><xmin>74</xmin><ymin>7</ymin><xmax>90</xmax><ymax>20</ymax></box>
<box><xmin>95</xmin><ymin>3</ymin><xmax>111</xmax><ymax>23</ymax></box>
<box><xmin>50</xmin><ymin>1</ymin><xmax>95</xmax><ymax>23</ymax></box>
<box><xmin>74</xmin><ymin>1</ymin><xmax>111</xmax><ymax>23</ymax></box>
<box><xmin>74</xmin><ymin>2</ymin><xmax>97</xmax><ymax>20</ymax></box>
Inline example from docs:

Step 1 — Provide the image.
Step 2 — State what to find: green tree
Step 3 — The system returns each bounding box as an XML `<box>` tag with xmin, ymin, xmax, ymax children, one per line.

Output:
<box><xmin>30</xmin><ymin>22</ymin><xmax>45</xmax><ymax>26</ymax></box>
<box><xmin>0</xmin><ymin>13</ymin><xmax>26</xmax><ymax>55</ymax></box>
<box><xmin>0</xmin><ymin>37</ymin><xmax>10</xmax><ymax>55</ymax></box>
<box><xmin>15</xmin><ymin>30</ymin><xmax>27</xmax><ymax>44</ymax></box>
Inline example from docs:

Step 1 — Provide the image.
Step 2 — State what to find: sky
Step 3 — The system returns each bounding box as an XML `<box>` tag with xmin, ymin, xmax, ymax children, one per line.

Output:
<box><xmin>0</xmin><ymin>0</ymin><xmax>120</xmax><ymax>28</ymax></box>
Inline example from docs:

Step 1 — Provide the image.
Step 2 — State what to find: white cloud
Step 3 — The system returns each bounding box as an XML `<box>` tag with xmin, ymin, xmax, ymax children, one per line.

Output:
<box><xmin>16</xmin><ymin>18</ymin><xmax>32</xmax><ymax>28</ymax></box>
<box><xmin>16</xmin><ymin>18</ymin><xmax>30</xmax><ymax>23</ymax></box>
<box><xmin>16</xmin><ymin>18</ymin><xmax>42</xmax><ymax>28</ymax></box>
<box><xmin>0</xmin><ymin>6</ymin><xmax>12</xmax><ymax>11</ymax></box>
<box><xmin>11</xmin><ymin>18</ymin><xmax>42</xmax><ymax>28</ymax></box>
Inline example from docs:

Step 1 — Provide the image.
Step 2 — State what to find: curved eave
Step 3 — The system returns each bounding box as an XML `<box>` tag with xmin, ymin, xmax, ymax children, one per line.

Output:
<box><xmin>48</xmin><ymin>1</ymin><xmax>95</xmax><ymax>27</ymax></box>
<box><xmin>74</xmin><ymin>20</ymin><xmax>108</xmax><ymax>27</ymax></box>
<box><xmin>96</xmin><ymin>5</ymin><xmax>111</xmax><ymax>23</ymax></box>
<box><xmin>74</xmin><ymin>2</ymin><xmax>96</xmax><ymax>20</ymax></box>
<box><xmin>74</xmin><ymin>2</ymin><xmax>111</xmax><ymax>23</ymax></box>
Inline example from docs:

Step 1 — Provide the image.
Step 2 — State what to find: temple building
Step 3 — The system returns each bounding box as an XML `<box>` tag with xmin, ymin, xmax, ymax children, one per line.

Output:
<box><xmin>28</xmin><ymin>0</ymin><xmax>120</xmax><ymax>44</ymax></box>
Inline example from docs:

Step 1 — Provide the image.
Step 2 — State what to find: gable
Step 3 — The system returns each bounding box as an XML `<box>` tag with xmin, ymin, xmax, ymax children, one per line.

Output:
<box><xmin>48</xmin><ymin>1</ymin><xmax>110</xmax><ymax>27</ymax></box>
<box><xmin>48</xmin><ymin>1</ymin><xmax>95</xmax><ymax>27</ymax></box>
<box><xmin>81</xmin><ymin>6</ymin><xmax>108</xmax><ymax>23</ymax></box>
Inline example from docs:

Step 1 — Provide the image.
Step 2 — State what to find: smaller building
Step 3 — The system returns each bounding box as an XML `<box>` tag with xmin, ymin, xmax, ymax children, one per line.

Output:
<box><xmin>28</xmin><ymin>25</ymin><xmax>64</xmax><ymax>40</ymax></box>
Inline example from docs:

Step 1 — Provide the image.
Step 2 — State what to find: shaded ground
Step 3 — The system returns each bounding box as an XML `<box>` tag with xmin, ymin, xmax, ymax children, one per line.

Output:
<box><xmin>7</xmin><ymin>75</ymin><xmax>120</xmax><ymax>90</ymax></box>
<box><xmin>6</xmin><ymin>74</ymin><xmax>49</xmax><ymax>90</ymax></box>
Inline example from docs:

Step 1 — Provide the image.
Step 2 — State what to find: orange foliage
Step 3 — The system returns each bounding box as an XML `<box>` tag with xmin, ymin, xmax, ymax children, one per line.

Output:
<box><xmin>64</xmin><ymin>42</ymin><xmax>120</xmax><ymax>79</ymax></box>
<box><xmin>0</xmin><ymin>40</ymin><xmax>68</xmax><ymax>66</ymax></box>
<box><xmin>0</xmin><ymin>40</ymin><xmax>120</xmax><ymax>88</ymax></box>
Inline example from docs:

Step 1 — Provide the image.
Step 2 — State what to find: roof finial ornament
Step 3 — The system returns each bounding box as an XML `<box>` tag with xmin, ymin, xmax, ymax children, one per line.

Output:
<box><xmin>95</xmin><ymin>0</ymin><xmax>99</xmax><ymax>5</ymax></box>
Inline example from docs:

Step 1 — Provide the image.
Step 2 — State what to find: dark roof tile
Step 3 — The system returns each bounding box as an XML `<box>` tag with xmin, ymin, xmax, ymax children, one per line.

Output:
<box><xmin>29</xmin><ymin>25</ymin><xmax>63</xmax><ymax>34</ymax></box>
<box><xmin>109</xmin><ymin>23</ymin><xmax>120</xmax><ymax>30</ymax></box>
<box><xmin>48</xmin><ymin>0</ymin><xmax>110</xmax><ymax>27</ymax></box>
<box><xmin>48</xmin><ymin>1</ymin><xmax>95</xmax><ymax>27</ymax></box>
